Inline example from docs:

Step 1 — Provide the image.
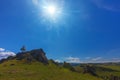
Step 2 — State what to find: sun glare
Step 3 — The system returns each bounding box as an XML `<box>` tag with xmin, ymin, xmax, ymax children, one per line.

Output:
<box><xmin>47</xmin><ymin>5</ymin><xmax>56</xmax><ymax>15</ymax></box>
<box><xmin>43</xmin><ymin>4</ymin><xmax>59</xmax><ymax>19</ymax></box>
<box><xmin>33</xmin><ymin>0</ymin><xmax>65</xmax><ymax>24</ymax></box>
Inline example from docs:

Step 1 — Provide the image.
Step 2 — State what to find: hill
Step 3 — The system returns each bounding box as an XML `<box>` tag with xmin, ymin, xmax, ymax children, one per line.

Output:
<box><xmin>0</xmin><ymin>48</ymin><xmax>120</xmax><ymax>80</ymax></box>
<box><xmin>0</xmin><ymin>48</ymin><xmax>48</xmax><ymax>64</ymax></box>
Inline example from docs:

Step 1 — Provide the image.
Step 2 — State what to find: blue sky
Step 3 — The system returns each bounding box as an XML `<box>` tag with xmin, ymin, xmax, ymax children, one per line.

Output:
<box><xmin>0</xmin><ymin>0</ymin><xmax>120</xmax><ymax>63</ymax></box>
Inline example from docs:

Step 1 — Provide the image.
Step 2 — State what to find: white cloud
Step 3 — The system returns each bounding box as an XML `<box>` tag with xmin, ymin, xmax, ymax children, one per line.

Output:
<box><xmin>0</xmin><ymin>48</ymin><xmax>5</xmax><ymax>52</ymax></box>
<box><xmin>66</xmin><ymin>57</ymin><xmax>81</xmax><ymax>63</ymax></box>
<box><xmin>0</xmin><ymin>48</ymin><xmax>16</xmax><ymax>60</ymax></box>
<box><xmin>55</xmin><ymin>59</ymin><xmax>61</xmax><ymax>63</ymax></box>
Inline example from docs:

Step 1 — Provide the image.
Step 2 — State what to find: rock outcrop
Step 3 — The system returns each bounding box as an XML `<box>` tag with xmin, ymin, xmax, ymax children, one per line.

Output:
<box><xmin>16</xmin><ymin>48</ymin><xmax>48</xmax><ymax>64</ymax></box>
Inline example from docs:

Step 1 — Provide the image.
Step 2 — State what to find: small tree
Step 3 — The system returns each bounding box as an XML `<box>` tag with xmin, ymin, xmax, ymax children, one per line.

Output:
<box><xmin>20</xmin><ymin>46</ymin><xmax>26</xmax><ymax>52</ymax></box>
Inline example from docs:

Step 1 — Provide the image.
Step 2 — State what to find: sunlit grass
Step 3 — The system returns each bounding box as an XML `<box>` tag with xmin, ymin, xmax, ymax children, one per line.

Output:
<box><xmin>0</xmin><ymin>60</ymin><xmax>102</xmax><ymax>80</ymax></box>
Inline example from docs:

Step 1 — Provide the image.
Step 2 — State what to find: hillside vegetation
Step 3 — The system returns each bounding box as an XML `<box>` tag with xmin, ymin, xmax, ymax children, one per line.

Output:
<box><xmin>0</xmin><ymin>60</ymin><xmax>102</xmax><ymax>80</ymax></box>
<box><xmin>0</xmin><ymin>48</ymin><xmax>119</xmax><ymax>80</ymax></box>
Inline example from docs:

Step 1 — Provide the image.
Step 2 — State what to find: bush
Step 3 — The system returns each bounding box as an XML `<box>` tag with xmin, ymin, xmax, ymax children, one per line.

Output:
<box><xmin>63</xmin><ymin>62</ymin><xmax>75</xmax><ymax>71</ymax></box>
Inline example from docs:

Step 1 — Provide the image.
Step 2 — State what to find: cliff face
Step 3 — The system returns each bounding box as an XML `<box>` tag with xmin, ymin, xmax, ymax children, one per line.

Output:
<box><xmin>16</xmin><ymin>48</ymin><xmax>48</xmax><ymax>64</ymax></box>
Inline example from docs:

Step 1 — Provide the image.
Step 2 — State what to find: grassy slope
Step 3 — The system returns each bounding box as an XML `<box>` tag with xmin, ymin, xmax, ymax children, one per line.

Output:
<box><xmin>0</xmin><ymin>60</ymin><xmax>102</xmax><ymax>80</ymax></box>
<box><xmin>74</xmin><ymin>64</ymin><xmax>120</xmax><ymax>78</ymax></box>
<box><xmin>96</xmin><ymin>65</ymin><xmax>120</xmax><ymax>77</ymax></box>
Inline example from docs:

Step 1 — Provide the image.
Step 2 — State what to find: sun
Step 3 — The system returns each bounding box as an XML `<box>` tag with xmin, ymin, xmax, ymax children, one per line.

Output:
<box><xmin>33</xmin><ymin>0</ymin><xmax>65</xmax><ymax>24</ymax></box>
<box><xmin>47</xmin><ymin>5</ymin><xmax>56</xmax><ymax>15</ymax></box>
<box><xmin>41</xmin><ymin>3</ymin><xmax>63</xmax><ymax>21</ymax></box>
<box><xmin>43</xmin><ymin>4</ymin><xmax>58</xmax><ymax>18</ymax></box>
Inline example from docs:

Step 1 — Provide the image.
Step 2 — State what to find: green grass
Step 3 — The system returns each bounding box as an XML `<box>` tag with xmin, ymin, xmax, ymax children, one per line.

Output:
<box><xmin>74</xmin><ymin>64</ymin><xmax>120</xmax><ymax>80</ymax></box>
<box><xmin>100</xmin><ymin>65</ymin><xmax>120</xmax><ymax>71</ymax></box>
<box><xmin>96</xmin><ymin>65</ymin><xmax>120</xmax><ymax>77</ymax></box>
<box><xmin>0</xmin><ymin>60</ymin><xmax>102</xmax><ymax>80</ymax></box>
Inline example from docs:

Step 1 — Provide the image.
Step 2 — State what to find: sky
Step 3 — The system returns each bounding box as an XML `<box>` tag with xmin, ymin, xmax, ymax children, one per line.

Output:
<box><xmin>0</xmin><ymin>0</ymin><xmax>120</xmax><ymax>63</ymax></box>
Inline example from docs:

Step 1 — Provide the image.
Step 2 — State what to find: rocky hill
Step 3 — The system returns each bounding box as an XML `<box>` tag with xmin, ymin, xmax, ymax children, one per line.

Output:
<box><xmin>0</xmin><ymin>48</ymin><xmax>48</xmax><ymax>64</ymax></box>
<box><xmin>0</xmin><ymin>48</ymin><xmax>120</xmax><ymax>80</ymax></box>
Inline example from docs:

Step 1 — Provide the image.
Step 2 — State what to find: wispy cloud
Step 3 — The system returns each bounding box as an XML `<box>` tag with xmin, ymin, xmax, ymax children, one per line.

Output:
<box><xmin>107</xmin><ymin>48</ymin><xmax>120</xmax><ymax>55</ymax></box>
<box><xmin>111</xmin><ymin>58</ymin><xmax>120</xmax><ymax>62</ymax></box>
<box><xmin>65</xmin><ymin>56</ymin><xmax>81</xmax><ymax>63</ymax></box>
<box><xmin>63</xmin><ymin>56</ymin><xmax>120</xmax><ymax>63</ymax></box>
<box><xmin>32</xmin><ymin>0</ymin><xmax>39</xmax><ymax>6</ymax></box>
<box><xmin>0</xmin><ymin>48</ymin><xmax>16</xmax><ymax>60</ymax></box>
<box><xmin>91</xmin><ymin>0</ymin><xmax>120</xmax><ymax>12</ymax></box>
<box><xmin>85</xmin><ymin>57</ymin><xmax>91</xmax><ymax>59</ymax></box>
<box><xmin>92</xmin><ymin>57</ymin><xmax>102</xmax><ymax>61</ymax></box>
<box><xmin>83</xmin><ymin>57</ymin><xmax>120</xmax><ymax>63</ymax></box>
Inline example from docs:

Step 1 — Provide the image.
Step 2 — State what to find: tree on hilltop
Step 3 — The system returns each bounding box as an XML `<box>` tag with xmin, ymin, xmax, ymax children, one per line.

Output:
<box><xmin>20</xmin><ymin>45</ymin><xmax>26</xmax><ymax>52</ymax></box>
